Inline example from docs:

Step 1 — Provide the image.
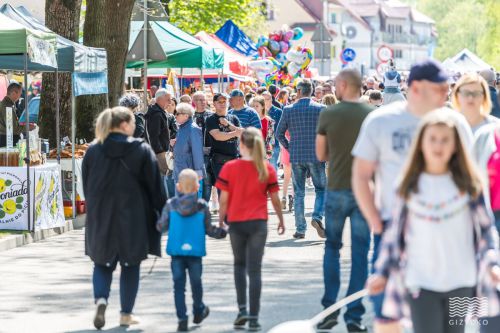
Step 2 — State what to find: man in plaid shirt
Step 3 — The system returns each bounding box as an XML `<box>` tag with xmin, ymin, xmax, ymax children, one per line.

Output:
<box><xmin>277</xmin><ymin>79</ymin><xmax>326</xmax><ymax>239</ymax></box>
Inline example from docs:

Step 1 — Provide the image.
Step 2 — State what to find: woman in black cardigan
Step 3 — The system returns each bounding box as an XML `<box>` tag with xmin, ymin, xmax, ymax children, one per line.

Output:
<box><xmin>83</xmin><ymin>106</ymin><xmax>166</xmax><ymax>329</ymax></box>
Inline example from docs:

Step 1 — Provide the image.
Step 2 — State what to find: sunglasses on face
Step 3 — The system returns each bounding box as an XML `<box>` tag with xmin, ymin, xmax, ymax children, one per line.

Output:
<box><xmin>458</xmin><ymin>90</ymin><xmax>484</xmax><ymax>99</ymax></box>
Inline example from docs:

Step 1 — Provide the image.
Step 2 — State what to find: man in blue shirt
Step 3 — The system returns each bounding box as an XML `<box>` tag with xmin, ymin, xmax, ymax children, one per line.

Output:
<box><xmin>228</xmin><ymin>89</ymin><xmax>262</xmax><ymax>129</ymax></box>
<box><xmin>277</xmin><ymin>79</ymin><xmax>326</xmax><ymax>239</ymax></box>
<box><xmin>263</xmin><ymin>91</ymin><xmax>282</xmax><ymax>170</ymax></box>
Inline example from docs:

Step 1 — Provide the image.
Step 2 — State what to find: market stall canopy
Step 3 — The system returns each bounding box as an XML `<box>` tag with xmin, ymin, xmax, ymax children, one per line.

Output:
<box><xmin>442</xmin><ymin>48</ymin><xmax>492</xmax><ymax>73</ymax></box>
<box><xmin>0</xmin><ymin>4</ymin><xmax>107</xmax><ymax>73</ymax></box>
<box><xmin>215</xmin><ymin>20</ymin><xmax>257</xmax><ymax>57</ymax></box>
<box><xmin>127</xmin><ymin>21</ymin><xmax>224</xmax><ymax>69</ymax></box>
<box><xmin>0</xmin><ymin>11</ymin><xmax>57</xmax><ymax>69</ymax></box>
<box><xmin>195</xmin><ymin>31</ymin><xmax>249</xmax><ymax>76</ymax></box>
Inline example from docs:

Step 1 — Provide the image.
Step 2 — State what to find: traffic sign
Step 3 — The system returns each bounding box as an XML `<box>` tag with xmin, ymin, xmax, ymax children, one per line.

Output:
<box><xmin>311</xmin><ymin>23</ymin><xmax>333</xmax><ymax>42</ymax></box>
<box><xmin>341</xmin><ymin>48</ymin><xmax>356</xmax><ymax>62</ymax></box>
<box><xmin>377</xmin><ymin>45</ymin><xmax>393</xmax><ymax>62</ymax></box>
<box><xmin>376</xmin><ymin>61</ymin><xmax>389</xmax><ymax>76</ymax></box>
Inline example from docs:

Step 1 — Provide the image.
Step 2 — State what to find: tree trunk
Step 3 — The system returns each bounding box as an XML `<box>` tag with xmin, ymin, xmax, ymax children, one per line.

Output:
<box><xmin>39</xmin><ymin>0</ymin><xmax>81</xmax><ymax>146</ymax></box>
<box><xmin>76</xmin><ymin>0</ymin><xmax>135</xmax><ymax>141</ymax></box>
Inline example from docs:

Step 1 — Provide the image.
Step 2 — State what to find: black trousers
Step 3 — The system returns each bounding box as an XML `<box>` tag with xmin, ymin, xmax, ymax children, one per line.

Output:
<box><xmin>229</xmin><ymin>220</ymin><xmax>268</xmax><ymax>317</ymax></box>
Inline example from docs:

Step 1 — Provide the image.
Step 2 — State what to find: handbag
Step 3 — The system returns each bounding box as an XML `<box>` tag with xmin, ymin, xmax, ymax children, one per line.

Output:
<box><xmin>166</xmin><ymin>151</ymin><xmax>174</xmax><ymax>171</ymax></box>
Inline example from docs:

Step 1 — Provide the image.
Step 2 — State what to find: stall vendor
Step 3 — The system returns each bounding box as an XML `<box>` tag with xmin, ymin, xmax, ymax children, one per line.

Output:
<box><xmin>0</xmin><ymin>82</ymin><xmax>33</xmax><ymax>147</ymax></box>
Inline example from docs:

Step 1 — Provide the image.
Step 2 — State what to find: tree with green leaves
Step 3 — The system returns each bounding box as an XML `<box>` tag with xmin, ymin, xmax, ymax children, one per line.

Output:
<box><xmin>402</xmin><ymin>0</ymin><xmax>498</xmax><ymax>69</ymax></box>
<box><xmin>167</xmin><ymin>0</ymin><xmax>267</xmax><ymax>39</ymax></box>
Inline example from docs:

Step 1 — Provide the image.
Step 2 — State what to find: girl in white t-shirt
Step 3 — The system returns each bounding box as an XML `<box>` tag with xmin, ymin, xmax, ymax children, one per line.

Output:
<box><xmin>367</xmin><ymin>110</ymin><xmax>500</xmax><ymax>333</ymax></box>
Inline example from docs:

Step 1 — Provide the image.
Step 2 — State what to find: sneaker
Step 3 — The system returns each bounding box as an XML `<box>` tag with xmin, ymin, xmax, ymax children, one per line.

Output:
<box><xmin>233</xmin><ymin>309</ymin><xmax>248</xmax><ymax>329</ymax></box>
<box><xmin>193</xmin><ymin>306</ymin><xmax>210</xmax><ymax>324</ymax></box>
<box><xmin>93</xmin><ymin>298</ymin><xmax>107</xmax><ymax>330</ymax></box>
<box><xmin>288</xmin><ymin>195</ymin><xmax>294</xmax><ymax>212</ymax></box>
<box><xmin>316</xmin><ymin>310</ymin><xmax>339</xmax><ymax>330</ymax></box>
<box><xmin>119</xmin><ymin>313</ymin><xmax>140</xmax><ymax>327</ymax></box>
<box><xmin>292</xmin><ymin>232</ymin><xmax>305</xmax><ymax>239</ymax></box>
<box><xmin>177</xmin><ymin>319</ymin><xmax>188</xmax><ymax>332</ymax></box>
<box><xmin>281</xmin><ymin>197</ymin><xmax>287</xmax><ymax>210</ymax></box>
<box><xmin>248</xmin><ymin>318</ymin><xmax>262</xmax><ymax>331</ymax></box>
<box><xmin>347</xmin><ymin>322</ymin><xmax>368</xmax><ymax>332</ymax></box>
<box><xmin>210</xmin><ymin>201</ymin><xmax>219</xmax><ymax>213</ymax></box>
<box><xmin>311</xmin><ymin>219</ymin><xmax>326</xmax><ymax>238</ymax></box>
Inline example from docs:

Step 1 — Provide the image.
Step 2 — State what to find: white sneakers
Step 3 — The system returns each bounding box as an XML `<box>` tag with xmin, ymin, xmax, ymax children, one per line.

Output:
<box><xmin>93</xmin><ymin>298</ymin><xmax>140</xmax><ymax>329</ymax></box>
<box><xmin>120</xmin><ymin>313</ymin><xmax>140</xmax><ymax>327</ymax></box>
<box><xmin>93</xmin><ymin>298</ymin><xmax>107</xmax><ymax>330</ymax></box>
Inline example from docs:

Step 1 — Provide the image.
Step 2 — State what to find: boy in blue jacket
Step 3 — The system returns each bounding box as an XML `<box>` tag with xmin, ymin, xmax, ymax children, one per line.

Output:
<box><xmin>157</xmin><ymin>168</ymin><xmax>226</xmax><ymax>332</ymax></box>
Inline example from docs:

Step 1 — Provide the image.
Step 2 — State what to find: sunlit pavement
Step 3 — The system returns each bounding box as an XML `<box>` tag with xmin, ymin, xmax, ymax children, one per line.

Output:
<box><xmin>0</xmin><ymin>187</ymin><xmax>372</xmax><ymax>333</ymax></box>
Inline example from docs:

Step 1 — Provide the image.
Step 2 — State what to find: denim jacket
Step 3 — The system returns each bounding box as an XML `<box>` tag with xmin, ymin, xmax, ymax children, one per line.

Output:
<box><xmin>173</xmin><ymin>118</ymin><xmax>206</xmax><ymax>181</ymax></box>
<box><xmin>375</xmin><ymin>192</ymin><xmax>500</xmax><ymax>319</ymax></box>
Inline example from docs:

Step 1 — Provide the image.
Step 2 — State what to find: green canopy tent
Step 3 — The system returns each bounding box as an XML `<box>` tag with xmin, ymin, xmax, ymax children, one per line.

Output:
<box><xmin>127</xmin><ymin>18</ymin><xmax>224</xmax><ymax>102</ymax></box>
<box><xmin>127</xmin><ymin>21</ymin><xmax>224</xmax><ymax>69</ymax></box>
<box><xmin>0</xmin><ymin>12</ymin><xmax>58</xmax><ymax>230</ymax></box>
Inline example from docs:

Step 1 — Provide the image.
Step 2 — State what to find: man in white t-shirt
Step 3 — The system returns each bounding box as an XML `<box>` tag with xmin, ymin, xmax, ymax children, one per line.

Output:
<box><xmin>351</xmin><ymin>59</ymin><xmax>473</xmax><ymax>333</ymax></box>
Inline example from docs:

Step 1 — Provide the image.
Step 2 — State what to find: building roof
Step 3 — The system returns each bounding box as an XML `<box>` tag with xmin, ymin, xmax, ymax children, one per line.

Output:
<box><xmin>410</xmin><ymin>8</ymin><xmax>435</xmax><ymax>24</ymax></box>
<box><xmin>295</xmin><ymin>0</ymin><xmax>323</xmax><ymax>21</ymax></box>
<box><xmin>290</xmin><ymin>0</ymin><xmax>434</xmax><ymax>32</ymax></box>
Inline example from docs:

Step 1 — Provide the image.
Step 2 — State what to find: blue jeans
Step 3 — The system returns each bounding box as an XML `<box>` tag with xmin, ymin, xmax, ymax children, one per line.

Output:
<box><xmin>202</xmin><ymin>156</ymin><xmax>212</xmax><ymax>202</ymax></box>
<box><xmin>164</xmin><ymin>173</ymin><xmax>175</xmax><ymax>199</ymax></box>
<box><xmin>171</xmin><ymin>256</ymin><xmax>205</xmax><ymax>321</ymax></box>
<box><xmin>370</xmin><ymin>220</ymin><xmax>394</xmax><ymax>321</ymax></box>
<box><xmin>93</xmin><ymin>258</ymin><xmax>140</xmax><ymax>314</ymax></box>
<box><xmin>322</xmin><ymin>190</ymin><xmax>370</xmax><ymax>324</ymax></box>
<box><xmin>270</xmin><ymin>144</ymin><xmax>281</xmax><ymax>171</ymax></box>
<box><xmin>291</xmin><ymin>162</ymin><xmax>326</xmax><ymax>233</ymax></box>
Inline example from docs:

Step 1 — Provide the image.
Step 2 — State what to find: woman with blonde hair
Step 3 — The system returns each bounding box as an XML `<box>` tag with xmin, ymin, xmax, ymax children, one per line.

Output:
<box><xmin>322</xmin><ymin>94</ymin><xmax>338</xmax><ymax>106</ymax></box>
<box><xmin>452</xmin><ymin>72</ymin><xmax>498</xmax><ymax>133</ymax></box>
<box><xmin>216</xmin><ymin>127</ymin><xmax>285</xmax><ymax>331</ymax></box>
<box><xmin>83</xmin><ymin>107</ymin><xmax>166</xmax><ymax>329</ymax></box>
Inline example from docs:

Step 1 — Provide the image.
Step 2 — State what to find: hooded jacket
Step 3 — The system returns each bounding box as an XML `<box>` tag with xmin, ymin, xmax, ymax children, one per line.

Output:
<box><xmin>83</xmin><ymin>133</ymin><xmax>166</xmax><ymax>266</ymax></box>
<box><xmin>157</xmin><ymin>193</ymin><xmax>225</xmax><ymax>257</ymax></box>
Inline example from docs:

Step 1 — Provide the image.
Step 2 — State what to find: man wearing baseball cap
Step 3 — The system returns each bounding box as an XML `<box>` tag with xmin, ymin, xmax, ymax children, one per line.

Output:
<box><xmin>228</xmin><ymin>89</ymin><xmax>262</xmax><ymax>129</ymax></box>
<box><xmin>206</xmin><ymin>93</ymin><xmax>243</xmax><ymax>186</ymax></box>
<box><xmin>348</xmin><ymin>60</ymin><xmax>473</xmax><ymax>333</ymax></box>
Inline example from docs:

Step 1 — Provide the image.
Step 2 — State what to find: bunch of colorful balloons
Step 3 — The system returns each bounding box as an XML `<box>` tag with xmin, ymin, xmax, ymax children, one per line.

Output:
<box><xmin>256</xmin><ymin>25</ymin><xmax>304</xmax><ymax>65</ymax></box>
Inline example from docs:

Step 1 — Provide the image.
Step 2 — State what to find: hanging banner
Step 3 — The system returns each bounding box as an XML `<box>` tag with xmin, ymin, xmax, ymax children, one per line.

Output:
<box><xmin>72</xmin><ymin>72</ymin><xmax>109</xmax><ymax>96</ymax></box>
<box><xmin>0</xmin><ymin>168</ymin><xmax>31</xmax><ymax>230</ymax></box>
<box><xmin>5</xmin><ymin>107</ymin><xmax>13</xmax><ymax>148</ymax></box>
<box><xmin>27</xmin><ymin>35</ymin><xmax>57</xmax><ymax>68</ymax></box>
<box><xmin>33</xmin><ymin>167</ymin><xmax>65</xmax><ymax>230</ymax></box>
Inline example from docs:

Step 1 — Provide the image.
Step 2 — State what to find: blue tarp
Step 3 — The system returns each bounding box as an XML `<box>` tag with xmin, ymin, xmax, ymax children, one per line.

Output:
<box><xmin>73</xmin><ymin>72</ymin><xmax>108</xmax><ymax>96</ymax></box>
<box><xmin>215</xmin><ymin>20</ymin><xmax>257</xmax><ymax>57</ymax></box>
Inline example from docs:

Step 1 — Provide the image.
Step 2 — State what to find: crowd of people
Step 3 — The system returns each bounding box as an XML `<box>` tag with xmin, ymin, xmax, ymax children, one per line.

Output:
<box><xmin>82</xmin><ymin>59</ymin><xmax>500</xmax><ymax>333</ymax></box>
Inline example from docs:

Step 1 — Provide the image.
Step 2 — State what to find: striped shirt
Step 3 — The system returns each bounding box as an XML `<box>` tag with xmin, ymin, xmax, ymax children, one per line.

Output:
<box><xmin>229</xmin><ymin>106</ymin><xmax>262</xmax><ymax>129</ymax></box>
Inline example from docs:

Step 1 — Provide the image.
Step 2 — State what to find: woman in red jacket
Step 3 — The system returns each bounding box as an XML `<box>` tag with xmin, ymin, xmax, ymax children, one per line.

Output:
<box><xmin>216</xmin><ymin>127</ymin><xmax>285</xmax><ymax>332</ymax></box>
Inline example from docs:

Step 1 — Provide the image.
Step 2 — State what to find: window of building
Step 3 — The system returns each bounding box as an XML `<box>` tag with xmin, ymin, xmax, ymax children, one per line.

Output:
<box><xmin>395</xmin><ymin>49</ymin><xmax>403</xmax><ymax>58</ymax></box>
<box><xmin>330</xmin><ymin>13</ymin><xmax>337</xmax><ymax>24</ymax></box>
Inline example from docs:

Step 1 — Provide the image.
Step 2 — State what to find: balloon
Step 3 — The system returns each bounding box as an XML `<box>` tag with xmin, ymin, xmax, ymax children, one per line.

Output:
<box><xmin>269</xmin><ymin>33</ymin><xmax>281</xmax><ymax>42</ymax></box>
<box><xmin>279</xmin><ymin>41</ymin><xmax>289</xmax><ymax>53</ymax></box>
<box><xmin>258</xmin><ymin>46</ymin><xmax>272</xmax><ymax>57</ymax></box>
<box><xmin>288</xmin><ymin>62</ymin><xmax>301</xmax><ymax>77</ymax></box>
<box><xmin>292</xmin><ymin>27</ymin><xmax>304</xmax><ymax>40</ymax></box>
<box><xmin>286</xmin><ymin>46</ymin><xmax>313</xmax><ymax>78</ymax></box>
<box><xmin>256</xmin><ymin>71</ymin><xmax>269</xmax><ymax>83</ymax></box>
<box><xmin>257</xmin><ymin>35</ymin><xmax>269</xmax><ymax>48</ymax></box>
<box><xmin>276</xmin><ymin>52</ymin><xmax>287</xmax><ymax>64</ymax></box>
<box><xmin>283</xmin><ymin>30</ymin><xmax>294</xmax><ymax>42</ymax></box>
<box><xmin>269</xmin><ymin>40</ymin><xmax>281</xmax><ymax>56</ymax></box>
